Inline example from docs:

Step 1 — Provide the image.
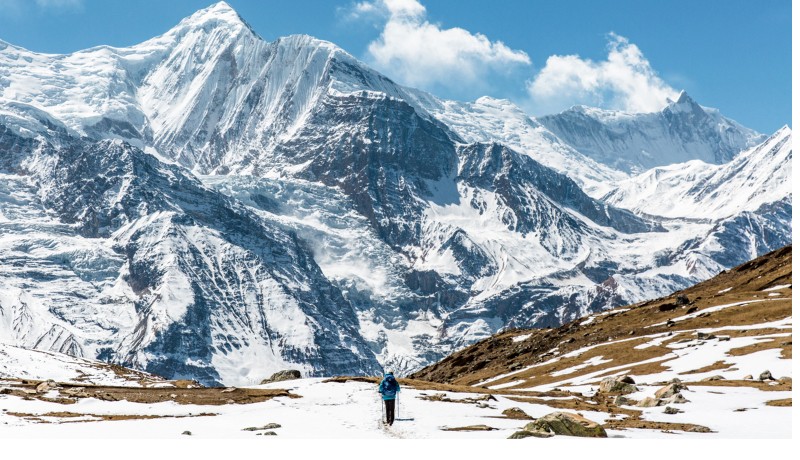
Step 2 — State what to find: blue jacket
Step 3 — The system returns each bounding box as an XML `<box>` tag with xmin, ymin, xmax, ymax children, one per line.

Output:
<box><xmin>378</xmin><ymin>374</ymin><xmax>400</xmax><ymax>400</ymax></box>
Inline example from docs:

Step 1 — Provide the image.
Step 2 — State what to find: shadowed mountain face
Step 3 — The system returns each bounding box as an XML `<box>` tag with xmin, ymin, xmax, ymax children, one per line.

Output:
<box><xmin>0</xmin><ymin>2</ymin><xmax>791</xmax><ymax>383</ymax></box>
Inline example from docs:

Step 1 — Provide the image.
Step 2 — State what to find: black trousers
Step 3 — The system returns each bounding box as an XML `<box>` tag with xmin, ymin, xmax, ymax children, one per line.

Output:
<box><xmin>384</xmin><ymin>399</ymin><xmax>395</xmax><ymax>424</ymax></box>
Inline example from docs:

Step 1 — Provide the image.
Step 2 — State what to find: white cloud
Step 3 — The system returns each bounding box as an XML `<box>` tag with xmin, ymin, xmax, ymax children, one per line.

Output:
<box><xmin>527</xmin><ymin>33</ymin><xmax>679</xmax><ymax>114</ymax></box>
<box><xmin>348</xmin><ymin>0</ymin><xmax>530</xmax><ymax>92</ymax></box>
<box><xmin>35</xmin><ymin>0</ymin><xmax>83</xmax><ymax>8</ymax></box>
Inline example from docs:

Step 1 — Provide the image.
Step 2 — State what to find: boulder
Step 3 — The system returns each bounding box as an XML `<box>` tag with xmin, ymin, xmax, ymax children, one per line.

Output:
<box><xmin>613</xmin><ymin>395</ymin><xmax>636</xmax><ymax>406</ymax></box>
<box><xmin>35</xmin><ymin>380</ymin><xmax>58</xmax><ymax>393</ymax></box>
<box><xmin>637</xmin><ymin>397</ymin><xmax>661</xmax><ymax>408</ymax></box>
<box><xmin>182</xmin><ymin>431</ymin><xmax>192</xmax><ymax>436</ymax></box>
<box><xmin>664</xmin><ymin>393</ymin><xmax>689</xmax><ymax>404</ymax></box>
<box><xmin>697</xmin><ymin>331</ymin><xmax>716</xmax><ymax>340</ymax></box>
<box><xmin>743</xmin><ymin>374</ymin><xmax>753</xmax><ymax>380</ymax></box>
<box><xmin>663</xmin><ymin>406</ymin><xmax>683</xmax><ymax>415</ymax></box>
<box><xmin>502</xmin><ymin>407</ymin><xmax>533</xmax><ymax>420</ymax></box>
<box><xmin>598</xmin><ymin>376</ymin><xmax>638</xmax><ymax>394</ymax></box>
<box><xmin>759</xmin><ymin>370</ymin><xmax>774</xmax><ymax>381</ymax></box>
<box><xmin>525</xmin><ymin>412</ymin><xmax>607</xmax><ymax>438</ymax></box>
<box><xmin>701</xmin><ymin>375</ymin><xmax>725</xmax><ymax>382</ymax></box>
<box><xmin>260</xmin><ymin>370</ymin><xmax>302</xmax><ymax>384</ymax></box>
<box><xmin>654</xmin><ymin>383</ymin><xmax>686</xmax><ymax>399</ymax></box>
<box><xmin>508</xmin><ymin>430</ymin><xmax>553</xmax><ymax>439</ymax></box>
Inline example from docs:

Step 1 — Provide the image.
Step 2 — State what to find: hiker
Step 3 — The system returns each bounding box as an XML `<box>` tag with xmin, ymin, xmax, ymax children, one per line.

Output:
<box><xmin>378</xmin><ymin>371</ymin><xmax>401</xmax><ymax>425</ymax></box>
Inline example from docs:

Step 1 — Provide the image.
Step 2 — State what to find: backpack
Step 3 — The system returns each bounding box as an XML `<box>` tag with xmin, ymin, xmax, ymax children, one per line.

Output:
<box><xmin>380</xmin><ymin>376</ymin><xmax>398</xmax><ymax>396</ymax></box>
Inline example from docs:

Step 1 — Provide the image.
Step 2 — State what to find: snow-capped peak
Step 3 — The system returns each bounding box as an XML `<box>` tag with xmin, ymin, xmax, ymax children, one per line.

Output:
<box><xmin>172</xmin><ymin>1</ymin><xmax>257</xmax><ymax>36</ymax></box>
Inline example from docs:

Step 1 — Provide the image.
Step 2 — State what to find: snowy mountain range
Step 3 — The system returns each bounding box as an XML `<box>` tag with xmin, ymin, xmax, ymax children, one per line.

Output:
<box><xmin>0</xmin><ymin>2</ymin><xmax>792</xmax><ymax>385</ymax></box>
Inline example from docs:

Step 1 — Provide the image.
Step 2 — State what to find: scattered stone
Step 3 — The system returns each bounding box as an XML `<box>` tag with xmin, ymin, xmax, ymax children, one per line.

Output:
<box><xmin>260</xmin><ymin>370</ymin><xmax>302</xmax><ymax>385</ymax></box>
<box><xmin>35</xmin><ymin>380</ymin><xmax>58</xmax><ymax>393</ymax></box>
<box><xmin>442</xmin><ymin>424</ymin><xmax>498</xmax><ymax>432</ymax></box>
<box><xmin>778</xmin><ymin>377</ymin><xmax>792</xmax><ymax>385</ymax></box>
<box><xmin>628</xmin><ymin>331</ymin><xmax>635</xmax><ymax>336</ymax></box>
<box><xmin>599</xmin><ymin>376</ymin><xmax>638</xmax><ymax>394</ymax></box>
<box><xmin>508</xmin><ymin>429</ymin><xmax>553</xmax><ymax>439</ymax></box>
<box><xmin>664</xmin><ymin>393</ymin><xmax>689</xmax><ymax>405</ymax></box>
<box><xmin>676</xmin><ymin>294</ymin><xmax>690</xmax><ymax>306</ymax></box>
<box><xmin>613</xmin><ymin>395</ymin><xmax>636</xmax><ymax>406</ymax></box>
<box><xmin>261</xmin><ymin>431</ymin><xmax>277</xmax><ymax>436</ymax></box>
<box><xmin>655</xmin><ymin>383</ymin><xmax>686</xmax><ymax>399</ymax></box>
<box><xmin>243</xmin><ymin>423</ymin><xmax>282</xmax><ymax>431</ymax></box>
<box><xmin>221</xmin><ymin>387</ymin><xmax>236</xmax><ymax>393</ymax></box>
<box><xmin>666</xmin><ymin>320</ymin><xmax>675</xmax><ymax>328</ymax></box>
<box><xmin>701</xmin><ymin>375</ymin><xmax>726</xmax><ymax>382</ymax></box>
<box><xmin>502</xmin><ymin>407</ymin><xmax>533</xmax><ymax>420</ymax></box>
<box><xmin>717</xmin><ymin>336</ymin><xmax>730</xmax><ymax>342</ymax></box>
<box><xmin>759</xmin><ymin>370</ymin><xmax>775</xmax><ymax>381</ymax></box>
<box><xmin>182</xmin><ymin>431</ymin><xmax>192</xmax><ymax>436</ymax></box>
<box><xmin>659</xmin><ymin>303</ymin><xmax>679</xmax><ymax>312</ymax></box>
<box><xmin>686</xmin><ymin>306</ymin><xmax>698</xmax><ymax>314</ymax></box>
<box><xmin>743</xmin><ymin>375</ymin><xmax>753</xmax><ymax>380</ymax></box>
<box><xmin>618</xmin><ymin>375</ymin><xmax>636</xmax><ymax>384</ymax></box>
<box><xmin>663</xmin><ymin>406</ymin><xmax>682</xmax><ymax>414</ymax></box>
<box><xmin>733</xmin><ymin>408</ymin><xmax>748</xmax><ymax>412</ymax></box>
<box><xmin>565</xmin><ymin>337</ymin><xmax>575</xmax><ymax>344</ymax></box>
<box><xmin>687</xmin><ymin>426</ymin><xmax>712</xmax><ymax>433</ymax></box>
<box><xmin>526</xmin><ymin>412</ymin><xmax>607</xmax><ymax>438</ymax></box>
<box><xmin>697</xmin><ymin>332</ymin><xmax>716</xmax><ymax>340</ymax></box>
<box><xmin>637</xmin><ymin>397</ymin><xmax>661</xmax><ymax>408</ymax></box>
<box><xmin>476</xmin><ymin>402</ymin><xmax>491</xmax><ymax>409</ymax></box>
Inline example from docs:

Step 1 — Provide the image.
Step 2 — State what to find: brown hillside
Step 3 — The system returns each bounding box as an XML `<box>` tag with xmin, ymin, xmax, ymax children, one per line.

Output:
<box><xmin>410</xmin><ymin>245</ymin><xmax>792</xmax><ymax>387</ymax></box>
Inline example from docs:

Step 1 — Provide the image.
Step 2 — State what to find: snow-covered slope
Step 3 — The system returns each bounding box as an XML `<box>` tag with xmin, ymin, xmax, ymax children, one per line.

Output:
<box><xmin>538</xmin><ymin>91</ymin><xmax>766</xmax><ymax>174</ymax></box>
<box><xmin>0</xmin><ymin>247</ymin><xmax>791</xmax><ymax>440</ymax></box>
<box><xmin>602</xmin><ymin>126</ymin><xmax>792</xmax><ymax>219</ymax></box>
<box><xmin>0</xmin><ymin>2</ymin><xmax>791</xmax><ymax>383</ymax></box>
<box><xmin>0</xmin><ymin>121</ymin><xmax>381</xmax><ymax>386</ymax></box>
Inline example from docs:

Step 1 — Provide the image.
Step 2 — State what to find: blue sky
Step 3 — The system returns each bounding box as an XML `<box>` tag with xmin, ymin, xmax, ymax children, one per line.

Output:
<box><xmin>0</xmin><ymin>0</ymin><xmax>791</xmax><ymax>133</ymax></box>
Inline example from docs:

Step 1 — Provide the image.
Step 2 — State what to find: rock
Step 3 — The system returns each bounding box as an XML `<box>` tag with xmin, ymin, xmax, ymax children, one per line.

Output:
<box><xmin>618</xmin><ymin>375</ymin><xmax>636</xmax><ymax>384</ymax></box>
<box><xmin>613</xmin><ymin>395</ymin><xmax>635</xmax><ymax>406</ymax></box>
<box><xmin>526</xmin><ymin>412</ymin><xmax>607</xmax><ymax>438</ymax></box>
<box><xmin>35</xmin><ymin>380</ymin><xmax>58</xmax><ymax>393</ymax></box>
<box><xmin>676</xmin><ymin>294</ymin><xmax>690</xmax><ymax>306</ymax></box>
<box><xmin>778</xmin><ymin>377</ymin><xmax>792</xmax><ymax>385</ymax></box>
<box><xmin>686</xmin><ymin>306</ymin><xmax>698</xmax><ymax>314</ymax></box>
<box><xmin>182</xmin><ymin>431</ymin><xmax>192</xmax><ymax>436</ymax></box>
<box><xmin>759</xmin><ymin>370</ymin><xmax>774</xmax><ymax>381</ymax></box>
<box><xmin>261</xmin><ymin>431</ymin><xmax>277</xmax><ymax>436</ymax></box>
<box><xmin>743</xmin><ymin>374</ymin><xmax>753</xmax><ymax>380</ymax></box>
<box><xmin>655</xmin><ymin>383</ymin><xmax>686</xmax><ymax>399</ymax></box>
<box><xmin>663</xmin><ymin>406</ymin><xmax>683</xmax><ymax>414</ymax></box>
<box><xmin>637</xmin><ymin>397</ymin><xmax>661</xmax><ymax>408</ymax></box>
<box><xmin>598</xmin><ymin>376</ymin><xmax>638</xmax><ymax>394</ymax></box>
<box><xmin>508</xmin><ymin>430</ymin><xmax>553</xmax><ymax>439</ymax></box>
<box><xmin>244</xmin><ymin>423</ymin><xmax>281</xmax><ymax>431</ymax></box>
<box><xmin>664</xmin><ymin>393</ymin><xmax>689</xmax><ymax>404</ymax></box>
<box><xmin>687</xmin><ymin>426</ymin><xmax>712</xmax><ymax>433</ymax></box>
<box><xmin>260</xmin><ymin>370</ymin><xmax>302</xmax><ymax>384</ymax></box>
<box><xmin>697</xmin><ymin>331</ymin><xmax>716</xmax><ymax>340</ymax></box>
<box><xmin>717</xmin><ymin>336</ymin><xmax>730</xmax><ymax>342</ymax></box>
<box><xmin>701</xmin><ymin>375</ymin><xmax>725</xmax><ymax>382</ymax></box>
<box><xmin>502</xmin><ymin>407</ymin><xmax>533</xmax><ymax>420</ymax></box>
<box><xmin>221</xmin><ymin>387</ymin><xmax>236</xmax><ymax>393</ymax></box>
